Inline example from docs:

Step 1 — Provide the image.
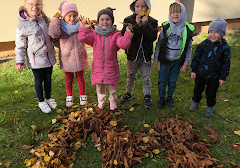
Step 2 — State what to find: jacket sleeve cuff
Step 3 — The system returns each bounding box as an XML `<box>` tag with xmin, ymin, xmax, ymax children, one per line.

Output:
<box><xmin>78</xmin><ymin>27</ymin><xmax>89</xmax><ymax>32</ymax></box>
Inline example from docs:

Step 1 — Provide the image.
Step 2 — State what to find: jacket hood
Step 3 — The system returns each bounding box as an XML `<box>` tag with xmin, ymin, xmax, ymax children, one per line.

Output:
<box><xmin>18</xmin><ymin>6</ymin><xmax>41</xmax><ymax>22</ymax></box>
<box><xmin>168</xmin><ymin>2</ymin><xmax>186</xmax><ymax>30</ymax></box>
<box><xmin>130</xmin><ymin>0</ymin><xmax>151</xmax><ymax>13</ymax></box>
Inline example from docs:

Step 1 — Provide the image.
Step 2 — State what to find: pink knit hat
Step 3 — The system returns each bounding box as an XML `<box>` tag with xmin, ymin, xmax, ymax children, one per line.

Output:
<box><xmin>59</xmin><ymin>1</ymin><xmax>78</xmax><ymax>18</ymax></box>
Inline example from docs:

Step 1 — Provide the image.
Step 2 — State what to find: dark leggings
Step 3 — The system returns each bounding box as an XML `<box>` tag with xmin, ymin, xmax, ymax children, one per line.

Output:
<box><xmin>32</xmin><ymin>67</ymin><xmax>53</xmax><ymax>102</ymax></box>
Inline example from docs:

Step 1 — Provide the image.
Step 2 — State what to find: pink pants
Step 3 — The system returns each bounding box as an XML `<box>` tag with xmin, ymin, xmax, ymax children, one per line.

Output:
<box><xmin>64</xmin><ymin>71</ymin><xmax>85</xmax><ymax>96</ymax></box>
<box><xmin>96</xmin><ymin>84</ymin><xmax>117</xmax><ymax>109</ymax></box>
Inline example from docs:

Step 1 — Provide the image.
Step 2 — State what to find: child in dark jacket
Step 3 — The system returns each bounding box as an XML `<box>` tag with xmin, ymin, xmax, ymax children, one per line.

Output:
<box><xmin>121</xmin><ymin>0</ymin><xmax>158</xmax><ymax>107</ymax></box>
<box><xmin>153</xmin><ymin>2</ymin><xmax>195</xmax><ymax>108</ymax></box>
<box><xmin>189</xmin><ymin>18</ymin><xmax>231</xmax><ymax>117</ymax></box>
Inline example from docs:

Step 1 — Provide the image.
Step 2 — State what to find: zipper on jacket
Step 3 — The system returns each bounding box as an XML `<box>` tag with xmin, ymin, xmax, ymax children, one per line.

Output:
<box><xmin>36</xmin><ymin>17</ymin><xmax>52</xmax><ymax>66</ymax></box>
<box><xmin>102</xmin><ymin>36</ymin><xmax>105</xmax><ymax>83</ymax></box>
<box><xmin>134</xmin><ymin>32</ymin><xmax>147</xmax><ymax>63</ymax></box>
<box><xmin>33</xmin><ymin>53</ymin><xmax>36</xmax><ymax>65</ymax></box>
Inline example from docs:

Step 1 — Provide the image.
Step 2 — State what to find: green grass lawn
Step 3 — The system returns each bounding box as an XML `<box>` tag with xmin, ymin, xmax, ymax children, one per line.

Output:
<box><xmin>0</xmin><ymin>32</ymin><xmax>240</xmax><ymax>168</ymax></box>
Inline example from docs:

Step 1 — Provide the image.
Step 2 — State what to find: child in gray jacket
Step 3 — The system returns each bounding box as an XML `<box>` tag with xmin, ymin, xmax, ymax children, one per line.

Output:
<box><xmin>153</xmin><ymin>2</ymin><xmax>195</xmax><ymax>108</ymax></box>
<box><xmin>15</xmin><ymin>0</ymin><xmax>57</xmax><ymax>113</ymax></box>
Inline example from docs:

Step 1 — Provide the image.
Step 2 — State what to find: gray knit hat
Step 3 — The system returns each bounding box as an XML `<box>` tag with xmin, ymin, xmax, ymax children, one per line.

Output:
<box><xmin>97</xmin><ymin>7</ymin><xmax>115</xmax><ymax>24</ymax></box>
<box><xmin>208</xmin><ymin>18</ymin><xmax>227</xmax><ymax>36</ymax></box>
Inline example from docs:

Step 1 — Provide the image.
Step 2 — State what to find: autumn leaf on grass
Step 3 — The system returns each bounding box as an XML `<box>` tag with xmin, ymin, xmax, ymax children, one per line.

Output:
<box><xmin>232</xmin><ymin>143</ymin><xmax>240</xmax><ymax>152</ymax></box>
<box><xmin>203</xmin><ymin>126</ymin><xmax>220</xmax><ymax>143</ymax></box>
<box><xmin>153</xmin><ymin>149</ymin><xmax>160</xmax><ymax>154</ymax></box>
<box><xmin>14</xmin><ymin>90</ymin><xmax>18</xmax><ymax>94</ymax></box>
<box><xmin>149</xmin><ymin>129</ymin><xmax>155</xmax><ymax>134</ymax></box>
<box><xmin>129</xmin><ymin>107</ymin><xmax>134</xmax><ymax>112</ymax></box>
<box><xmin>52</xmin><ymin>119</ymin><xmax>57</xmax><ymax>124</ymax></box>
<box><xmin>144</xmin><ymin>124</ymin><xmax>150</xmax><ymax>128</ymax></box>
<box><xmin>113</xmin><ymin>160</ymin><xmax>118</xmax><ymax>165</ymax></box>
<box><xmin>234</xmin><ymin>130</ymin><xmax>240</xmax><ymax>136</ymax></box>
<box><xmin>49</xmin><ymin>151</ymin><xmax>54</xmax><ymax>156</ymax></box>
<box><xmin>14</xmin><ymin>118</ymin><xmax>19</xmax><ymax>125</ymax></box>
<box><xmin>57</xmin><ymin>109</ymin><xmax>62</xmax><ymax>113</ymax></box>
<box><xmin>0</xmin><ymin>162</ymin><xmax>2</xmax><ymax>166</ymax></box>
<box><xmin>159</xmin><ymin>113</ymin><xmax>168</xmax><ymax>118</ymax></box>
<box><xmin>152</xmin><ymin>159</ymin><xmax>158</xmax><ymax>163</ymax></box>
<box><xmin>142</xmin><ymin>137</ymin><xmax>149</xmax><ymax>143</ymax></box>
<box><xmin>31</xmin><ymin>125</ymin><xmax>40</xmax><ymax>133</ymax></box>
<box><xmin>110</xmin><ymin>120</ymin><xmax>117</xmax><ymax>126</ymax></box>
<box><xmin>4</xmin><ymin>162</ymin><xmax>10</xmax><ymax>168</ymax></box>
<box><xmin>18</xmin><ymin>145</ymin><xmax>34</xmax><ymax>149</ymax></box>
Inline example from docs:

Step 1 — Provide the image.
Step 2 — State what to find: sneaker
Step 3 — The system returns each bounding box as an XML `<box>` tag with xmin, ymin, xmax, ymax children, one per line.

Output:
<box><xmin>144</xmin><ymin>95</ymin><xmax>152</xmax><ymax>107</ymax></box>
<box><xmin>166</xmin><ymin>96</ymin><xmax>174</xmax><ymax>107</ymax></box>
<box><xmin>80</xmin><ymin>95</ymin><xmax>87</xmax><ymax>105</ymax></box>
<box><xmin>46</xmin><ymin>98</ymin><xmax>57</xmax><ymax>109</ymax></box>
<box><xmin>110</xmin><ymin>101</ymin><xmax>117</xmax><ymax>110</ymax></box>
<box><xmin>205</xmin><ymin>106</ymin><xmax>214</xmax><ymax>117</ymax></box>
<box><xmin>189</xmin><ymin>101</ymin><xmax>199</xmax><ymax>112</ymax></box>
<box><xmin>157</xmin><ymin>98</ymin><xmax>165</xmax><ymax>109</ymax></box>
<box><xmin>39</xmin><ymin>101</ymin><xmax>51</xmax><ymax>113</ymax></box>
<box><xmin>66</xmin><ymin>96</ymin><xmax>73</xmax><ymax>107</ymax></box>
<box><xmin>121</xmin><ymin>93</ymin><xmax>132</xmax><ymax>104</ymax></box>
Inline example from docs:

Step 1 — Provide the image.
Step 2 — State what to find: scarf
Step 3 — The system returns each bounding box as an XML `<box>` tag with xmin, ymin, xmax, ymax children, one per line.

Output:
<box><xmin>95</xmin><ymin>25</ymin><xmax>116</xmax><ymax>36</ymax></box>
<box><xmin>60</xmin><ymin>20</ymin><xmax>79</xmax><ymax>35</ymax></box>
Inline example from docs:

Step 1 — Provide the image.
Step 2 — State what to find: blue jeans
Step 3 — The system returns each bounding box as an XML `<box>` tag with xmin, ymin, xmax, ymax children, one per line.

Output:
<box><xmin>32</xmin><ymin>67</ymin><xmax>53</xmax><ymax>102</ymax></box>
<box><xmin>158</xmin><ymin>60</ymin><xmax>180</xmax><ymax>98</ymax></box>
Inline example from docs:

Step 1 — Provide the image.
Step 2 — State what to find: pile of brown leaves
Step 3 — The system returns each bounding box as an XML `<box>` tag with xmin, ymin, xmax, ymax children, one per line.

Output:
<box><xmin>24</xmin><ymin>106</ymin><xmax>223</xmax><ymax>168</ymax></box>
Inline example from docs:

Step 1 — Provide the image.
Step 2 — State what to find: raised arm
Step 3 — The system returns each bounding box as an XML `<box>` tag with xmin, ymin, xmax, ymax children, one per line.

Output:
<box><xmin>78</xmin><ymin>27</ymin><xmax>94</xmax><ymax>47</ymax></box>
<box><xmin>49</xmin><ymin>17</ymin><xmax>61</xmax><ymax>39</ymax></box>
<box><xmin>116</xmin><ymin>31</ymin><xmax>133</xmax><ymax>49</ymax></box>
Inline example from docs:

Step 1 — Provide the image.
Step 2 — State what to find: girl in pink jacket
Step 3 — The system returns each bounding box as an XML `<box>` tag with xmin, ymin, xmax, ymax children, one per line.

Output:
<box><xmin>49</xmin><ymin>1</ymin><xmax>89</xmax><ymax>107</ymax></box>
<box><xmin>78</xmin><ymin>7</ymin><xmax>133</xmax><ymax>110</ymax></box>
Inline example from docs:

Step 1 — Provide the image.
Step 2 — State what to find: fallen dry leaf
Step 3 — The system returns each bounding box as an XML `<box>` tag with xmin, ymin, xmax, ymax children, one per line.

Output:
<box><xmin>14</xmin><ymin>118</ymin><xmax>19</xmax><ymax>125</ymax></box>
<box><xmin>4</xmin><ymin>162</ymin><xmax>10</xmax><ymax>168</ymax></box>
<box><xmin>18</xmin><ymin>145</ymin><xmax>34</xmax><ymax>149</ymax></box>
<box><xmin>234</xmin><ymin>130</ymin><xmax>240</xmax><ymax>136</ymax></box>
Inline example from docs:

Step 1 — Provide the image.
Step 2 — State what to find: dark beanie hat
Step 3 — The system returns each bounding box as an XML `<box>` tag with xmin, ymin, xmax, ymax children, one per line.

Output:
<box><xmin>97</xmin><ymin>7</ymin><xmax>116</xmax><ymax>24</ymax></box>
<box><xmin>208</xmin><ymin>18</ymin><xmax>227</xmax><ymax>37</ymax></box>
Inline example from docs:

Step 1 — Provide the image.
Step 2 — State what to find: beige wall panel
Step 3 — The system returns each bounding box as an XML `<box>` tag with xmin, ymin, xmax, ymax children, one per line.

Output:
<box><xmin>192</xmin><ymin>0</ymin><xmax>240</xmax><ymax>22</ymax></box>
<box><xmin>0</xmin><ymin>0</ymin><xmax>23</xmax><ymax>42</ymax></box>
<box><xmin>0</xmin><ymin>0</ymin><xmax>175</xmax><ymax>42</ymax></box>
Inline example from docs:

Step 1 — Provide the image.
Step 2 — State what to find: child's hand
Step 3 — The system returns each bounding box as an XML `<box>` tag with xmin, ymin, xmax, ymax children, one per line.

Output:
<box><xmin>135</xmin><ymin>15</ymin><xmax>142</xmax><ymax>27</ymax></box>
<box><xmin>142</xmin><ymin>16</ymin><xmax>148</xmax><ymax>25</ymax></box>
<box><xmin>181</xmin><ymin>65</ymin><xmax>188</xmax><ymax>73</ymax></box>
<box><xmin>191</xmin><ymin>72</ymin><xmax>196</xmax><ymax>79</ymax></box>
<box><xmin>79</xmin><ymin>16</ymin><xmax>91</xmax><ymax>28</ymax></box>
<box><xmin>126</xmin><ymin>26</ymin><xmax>133</xmax><ymax>33</ymax></box>
<box><xmin>219</xmin><ymin>80</ymin><xmax>225</xmax><ymax>86</ymax></box>
<box><xmin>153</xmin><ymin>61</ymin><xmax>159</xmax><ymax>69</ymax></box>
<box><xmin>16</xmin><ymin>65</ymin><xmax>23</xmax><ymax>73</ymax></box>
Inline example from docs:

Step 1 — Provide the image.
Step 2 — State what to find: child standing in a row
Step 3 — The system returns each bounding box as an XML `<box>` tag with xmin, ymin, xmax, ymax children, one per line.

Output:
<box><xmin>15</xmin><ymin>0</ymin><xmax>57</xmax><ymax>113</ymax></box>
<box><xmin>78</xmin><ymin>7</ymin><xmax>133</xmax><ymax>110</ymax></box>
<box><xmin>121</xmin><ymin>0</ymin><xmax>158</xmax><ymax>107</ymax></box>
<box><xmin>49</xmin><ymin>1</ymin><xmax>89</xmax><ymax>107</ymax></box>
<box><xmin>189</xmin><ymin>18</ymin><xmax>231</xmax><ymax>117</ymax></box>
<box><xmin>153</xmin><ymin>2</ymin><xmax>195</xmax><ymax>108</ymax></box>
